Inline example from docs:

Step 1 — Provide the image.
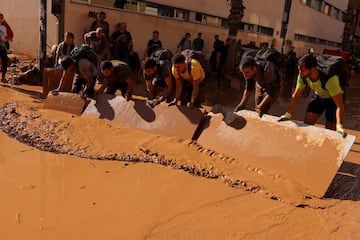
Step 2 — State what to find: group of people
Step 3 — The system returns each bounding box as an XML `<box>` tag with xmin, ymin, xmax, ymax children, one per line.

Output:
<box><xmin>82</xmin><ymin>12</ymin><xmax>136</xmax><ymax>70</ymax></box>
<box><xmin>51</xmin><ymin>11</ymin><xmax>209</xmax><ymax>107</ymax></box>
<box><xmin>54</xmin><ymin>44</ymin><xmax>205</xmax><ymax>109</ymax></box>
<box><xmin>0</xmin><ymin>9</ymin><xmax>345</xmax><ymax>138</ymax></box>
<box><xmin>234</xmin><ymin>46</ymin><xmax>347</xmax><ymax>138</ymax></box>
<box><xmin>176</xmin><ymin>32</ymin><xmax>205</xmax><ymax>54</ymax></box>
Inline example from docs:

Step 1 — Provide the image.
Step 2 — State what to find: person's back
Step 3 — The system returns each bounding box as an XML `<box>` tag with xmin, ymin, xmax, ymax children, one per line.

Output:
<box><xmin>84</xmin><ymin>27</ymin><xmax>109</xmax><ymax>64</ymax></box>
<box><xmin>98</xmin><ymin>60</ymin><xmax>133</xmax><ymax>99</ymax></box>
<box><xmin>53</xmin><ymin>55</ymin><xmax>97</xmax><ymax>98</ymax></box>
<box><xmin>77</xmin><ymin>58</ymin><xmax>97</xmax><ymax>79</ymax></box>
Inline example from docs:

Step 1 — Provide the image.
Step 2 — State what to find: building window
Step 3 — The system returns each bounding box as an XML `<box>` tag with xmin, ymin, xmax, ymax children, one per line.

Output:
<box><xmin>244</xmin><ymin>23</ymin><xmax>254</xmax><ymax>32</ymax></box>
<box><xmin>138</xmin><ymin>2</ymin><xmax>157</xmax><ymax>16</ymax></box>
<box><xmin>260</xmin><ymin>26</ymin><xmax>274</xmax><ymax>36</ymax></box>
<box><xmin>331</xmin><ymin>7</ymin><xmax>340</xmax><ymax>19</ymax></box>
<box><xmin>338</xmin><ymin>11</ymin><xmax>344</xmax><ymax>21</ymax></box>
<box><xmin>204</xmin><ymin>15</ymin><xmax>221</xmax><ymax>26</ymax></box>
<box><xmin>138</xmin><ymin>2</ymin><xmax>175</xmax><ymax>18</ymax></box>
<box><xmin>300</xmin><ymin>0</ymin><xmax>311</xmax><ymax>6</ymax></box>
<box><xmin>295</xmin><ymin>33</ymin><xmax>341</xmax><ymax>48</ymax></box>
<box><xmin>323</xmin><ymin>3</ymin><xmax>331</xmax><ymax>15</ymax></box>
<box><xmin>158</xmin><ymin>5</ymin><xmax>174</xmax><ymax>18</ymax></box>
<box><xmin>174</xmin><ymin>9</ymin><xmax>188</xmax><ymax>21</ymax></box>
<box><xmin>308</xmin><ymin>36</ymin><xmax>317</xmax><ymax>43</ymax></box>
<box><xmin>311</xmin><ymin>0</ymin><xmax>323</xmax><ymax>11</ymax></box>
<box><xmin>121</xmin><ymin>0</ymin><xmax>137</xmax><ymax>11</ymax></box>
<box><xmin>194</xmin><ymin>12</ymin><xmax>226</xmax><ymax>27</ymax></box>
<box><xmin>195</xmin><ymin>12</ymin><xmax>202</xmax><ymax>22</ymax></box>
<box><xmin>318</xmin><ymin>39</ymin><xmax>326</xmax><ymax>45</ymax></box>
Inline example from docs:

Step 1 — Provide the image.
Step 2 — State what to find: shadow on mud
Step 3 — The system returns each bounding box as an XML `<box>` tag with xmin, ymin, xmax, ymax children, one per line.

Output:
<box><xmin>324</xmin><ymin>160</ymin><xmax>360</xmax><ymax>201</ymax></box>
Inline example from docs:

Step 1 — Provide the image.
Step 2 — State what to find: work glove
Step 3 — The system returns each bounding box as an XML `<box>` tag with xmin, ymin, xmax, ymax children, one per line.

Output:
<box><xmin>255</xmin><ymin>106</ymin><xmax>264</xmax><ymax>118</ymax></box>
<box><xmin>336</xmin><ymin>124</ymin><xmax>348</xmax><ymax>138</ymax></box>
<box><xmin>234</xmin><ymin>104</ymin><xmax>245</xmax><ymax>112</ymax></box>
<box><xmin>51</xmin><ymin>88</ymin><xmax>60</xmax><ymax>95</ymax></box>
<box><xmin>278</xmin><ymin>112</ymin><xmax>292</xmax><ymax>122</ymax></box>
<box><xmin>81</xmin><ymin>90</ymin><xmax>87</xmax><ymax>98</ymax></box>
<box><xmin>168</xmin><ymin>99</ymin><xmax>178</xmax><ymax>107</ymax></box>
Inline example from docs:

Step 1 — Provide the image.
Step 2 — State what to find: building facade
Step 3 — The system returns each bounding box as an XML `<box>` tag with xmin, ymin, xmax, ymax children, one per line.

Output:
<box><xmin>0</xmin><ymin>0</ymin><xmax>349</xmax><ymax>58</ymax></box>
<box><xmin>343</xmin><ymin>0</ymin><xmax>360</xmax><ymax>55</ymax></box>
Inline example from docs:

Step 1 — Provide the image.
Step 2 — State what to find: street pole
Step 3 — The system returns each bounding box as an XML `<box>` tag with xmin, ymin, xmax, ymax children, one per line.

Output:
<box><xmin>352</xmin><ymin>9</ymin><xmax>359</xmax><ymax>54</ymax></box>
<box><xmin>280</xmin><ymin>0</ymin><xmax>292</xmax><ymax>54</ymax></box>
<box><xmin>40</xmin><ymin>0</ymin><xmax>47</xmax><ymax>83</ymax></box>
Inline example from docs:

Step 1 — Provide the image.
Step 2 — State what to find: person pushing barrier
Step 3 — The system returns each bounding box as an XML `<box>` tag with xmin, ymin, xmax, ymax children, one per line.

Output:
<box><xmin>278</xmin><ymin>54</ymin><xmax>348</xmax><ymax>138</ymax></box>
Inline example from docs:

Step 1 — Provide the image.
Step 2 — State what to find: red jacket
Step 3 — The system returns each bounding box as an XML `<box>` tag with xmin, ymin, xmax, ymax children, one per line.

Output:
<box><xmin>3</xmin><ymin>20</ymin><xmax>13</xmax><ymax>41</ymax></box>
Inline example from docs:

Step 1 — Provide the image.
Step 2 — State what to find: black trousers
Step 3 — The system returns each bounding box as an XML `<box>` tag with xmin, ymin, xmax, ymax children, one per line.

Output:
<box><xmin>0</xmin><ymin>49</ymin><xmax>7</xmax><ymax>78</ymax></box>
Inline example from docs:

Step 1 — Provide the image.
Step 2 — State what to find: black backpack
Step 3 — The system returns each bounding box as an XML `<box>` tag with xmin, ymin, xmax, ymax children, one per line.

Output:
<box><xmin>255</xmin><ymin>47</ymin><xmax>285</xmax><ymax>71</ymax></box>
<box><xmin>180</xmin><ymin>49</ymin><xmax>206</xmax><ymax>73</ymax></box>
<box><xmin>70</xmin><ymin>44</ymin><xmax>98</xmax><ymax>67</ymax></box>
<box><xmin>255</xmin><ymin>48</ymin><xmax>284</xmax><ymax>82</ymax></box>
<box><xmin>317</xmin><ymin>54</ymin><xmax>350</xmax><ymax>90</ymax></box>
<box><xmin>150</xmin><ymin>48</ymin><xmax>173</xmax><ymax>63</ymax></box>
<box><xmin>302</xmin><ymin>54</ymin><xmax>350</xmax><ymax>98</ymax></box>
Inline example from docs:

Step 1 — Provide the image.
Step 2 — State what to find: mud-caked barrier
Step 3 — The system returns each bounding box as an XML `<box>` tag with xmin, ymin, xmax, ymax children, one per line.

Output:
<box><xmin>83</xmin><ymin>94</ymin><xmax>205</xmax><ymax>140</ymax></box>
<box><xmin>41</xmin><ymin>93</ymin><xmax>356</xmax><ymax>198</ymax></box>
<box><xmin>196</xmin><ymin>106</ymin><xmax>356</xmax><ymax>197</ymax></box>
<box><xmin>43</xmin><ymin>92</ymin><xmax>87</xmax><ymax>116</ymax></box>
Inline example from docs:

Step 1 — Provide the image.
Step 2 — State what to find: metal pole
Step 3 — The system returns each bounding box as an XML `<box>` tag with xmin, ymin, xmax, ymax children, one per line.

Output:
<box><xmin>280</xmin><ymin>0</ymin><xmax>292</xmax><ymax>54</ymax></box>
<box><xmin>40</xmin><ymin>0</ymin><xmax>47</xmax><ymax>83</ymax></box>
<box><xmin>352</xmin><ymin>9</ymin><xmax>359</xmax><ymax>54</ymax></box>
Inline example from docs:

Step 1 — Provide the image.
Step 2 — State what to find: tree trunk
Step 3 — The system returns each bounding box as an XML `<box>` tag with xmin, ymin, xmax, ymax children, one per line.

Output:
<box><xmin>224</xmin><ymin>0</ymin><xmax>245</xmax><ymax>76</ymax></box>
<box><xmin>40</xmin><ymin>0</ymin><xmax>47</xmax><ymax>83</ymax></box>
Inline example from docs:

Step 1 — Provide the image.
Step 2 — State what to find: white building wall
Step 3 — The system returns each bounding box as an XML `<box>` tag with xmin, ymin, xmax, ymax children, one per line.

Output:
<box><xmin>0</xmin><ymin>0</ymin><xmax>349</xmax><ymax>59</ymax></box>
<box><xmin>0</xmin><ymin>0</ymin><xmax>58</xmax><ymax>57</ymax></box>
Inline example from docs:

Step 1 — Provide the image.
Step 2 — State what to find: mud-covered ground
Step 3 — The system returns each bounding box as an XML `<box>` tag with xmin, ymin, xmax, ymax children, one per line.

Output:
<box><xmin>1</xmin><ymin>54</ymin><xmax>360</xmax><ymax>239</ymax></box>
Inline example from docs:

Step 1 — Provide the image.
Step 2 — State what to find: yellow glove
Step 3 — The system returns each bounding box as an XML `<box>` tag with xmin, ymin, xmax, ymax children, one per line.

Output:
<box><xmin>278</xmin><ymin>112</ymin><xmax>292</xmax><ymax>122</ymax></box>
<box><xmin>336</xmin><ymin>124</ymin><xmax>347</xmax><ymax>138</ymax></box>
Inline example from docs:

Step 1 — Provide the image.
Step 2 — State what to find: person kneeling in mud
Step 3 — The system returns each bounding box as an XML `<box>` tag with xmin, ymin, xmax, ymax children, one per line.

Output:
<box><xmin>234</xmin><ymin>56</ymin><xmax>282</xmax><ymax>117</ymax></box>
<box><xmin>97</xmin><ymin>60</ymin><xmax>133</xmax><ymax>100</ymax></box>
<box><xmin>169</xmin><ymin>53</ymin><xmax>205</xmax><ymax>108</ymax></box>
<box><xmin>142</xmin><ymin>57</ymin><xmax>174</xmax><ymax>106</ymax></box>
<box><xmin>53</xmin><ymin>56</ymin><xmax>97</xmax><ymax>98</ymax></box>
